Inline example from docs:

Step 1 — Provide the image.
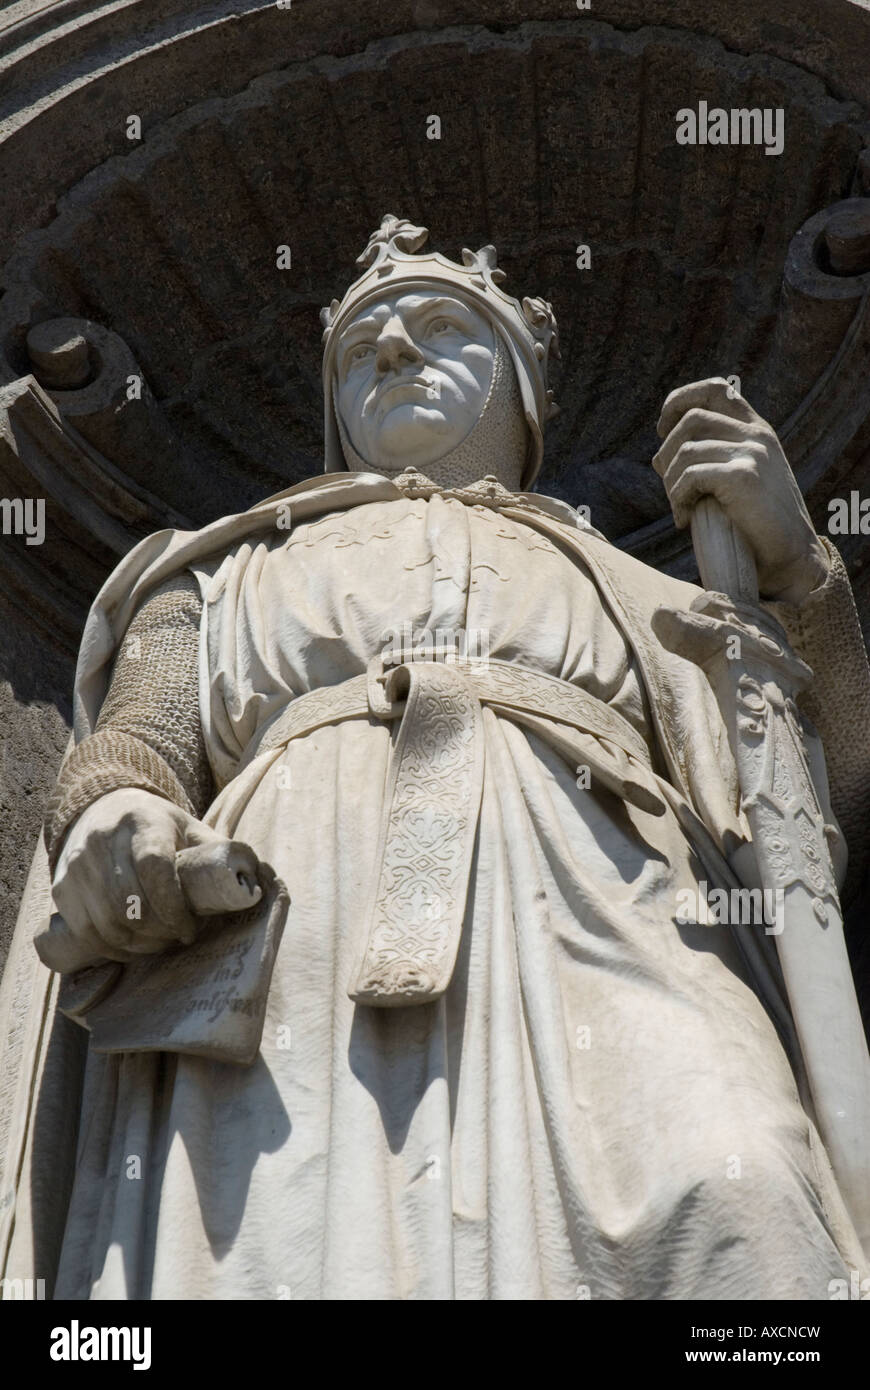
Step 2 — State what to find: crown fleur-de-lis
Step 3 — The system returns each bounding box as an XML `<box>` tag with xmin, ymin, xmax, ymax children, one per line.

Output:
<box><xmin>319</xmin><ymin>298</ymin><xmax>341</xmax><ymax>332</ymax></box>
<box><xmin>461</xmin><ymin>244</ymin><xmax>507</xmax><ymax>285</ymax></box>
<box><xmin>356</xmin><ymin>214</ymin><xmax>429</xmax><ymax>269</ymax></box>
<box><xmin>522</xmin><ymin>296</ymin><xmax>561</xmax><ymax>362</ymax></box>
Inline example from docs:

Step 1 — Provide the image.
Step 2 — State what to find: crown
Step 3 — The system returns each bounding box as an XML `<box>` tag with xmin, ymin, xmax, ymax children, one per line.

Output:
<box><xmin>320</xmin><ymin>215</ymin><xmax>560</xmax><ymax>425</ymax></box>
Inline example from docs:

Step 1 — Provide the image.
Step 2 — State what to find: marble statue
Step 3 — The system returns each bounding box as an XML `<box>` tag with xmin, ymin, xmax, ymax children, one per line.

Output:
<box><xmin>2</xmin><ymin>214</ymin><xmax>870</xmax><ymax>1300</ymax></box>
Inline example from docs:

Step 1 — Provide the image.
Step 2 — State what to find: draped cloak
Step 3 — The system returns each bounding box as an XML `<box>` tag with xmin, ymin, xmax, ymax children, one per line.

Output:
<box><xmin>0</xmin><ymin>470</ymin><xmax>865</xmax><ymax>1299</ymax></box>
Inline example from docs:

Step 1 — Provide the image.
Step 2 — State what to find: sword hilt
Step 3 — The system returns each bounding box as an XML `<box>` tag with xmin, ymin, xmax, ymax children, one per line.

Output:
<box><xmin>690</xmin><ymin>496</ymin><xmax>759</xmax><ymax>602</ymax></box>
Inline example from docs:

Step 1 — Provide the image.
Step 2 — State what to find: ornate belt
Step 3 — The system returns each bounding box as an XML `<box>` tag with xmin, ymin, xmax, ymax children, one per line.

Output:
<box><xmin>242</xmin><ymin>653</ymin><xmax>664</xmax><ymax>1007</ymax></box>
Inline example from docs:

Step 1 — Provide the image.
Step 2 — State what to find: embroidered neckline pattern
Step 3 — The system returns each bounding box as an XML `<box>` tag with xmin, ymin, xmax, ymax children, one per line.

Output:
<box><xmin>390</xmin><ymin>467</ymin><xmax>546</xmax><ymax>516</ymax></box>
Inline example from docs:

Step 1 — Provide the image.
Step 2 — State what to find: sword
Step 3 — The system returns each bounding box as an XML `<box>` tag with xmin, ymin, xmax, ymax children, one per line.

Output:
<box><xmin>653</xmin><ymin>496</ymin><xmax>870</xmax><ymax>1257</ymax></box>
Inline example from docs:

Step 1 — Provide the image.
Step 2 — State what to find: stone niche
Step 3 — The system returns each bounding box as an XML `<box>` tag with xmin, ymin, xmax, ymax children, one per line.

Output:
<box><xmin>1</xmin><ymin>0</ymin><xmax>870</xmax><ymax>1011</ymax></box>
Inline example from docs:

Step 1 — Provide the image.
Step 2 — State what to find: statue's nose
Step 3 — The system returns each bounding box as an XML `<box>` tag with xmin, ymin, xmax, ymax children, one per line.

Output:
<box><xmin>375</xmin><ymin>316</ymin><xmax>424</xmax><ymax>374</ymax></box>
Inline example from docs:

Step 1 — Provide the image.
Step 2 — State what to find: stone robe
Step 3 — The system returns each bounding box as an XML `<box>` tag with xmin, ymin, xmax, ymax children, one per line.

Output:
<box><xmin>1</xmin><ymin>473</ymin><xmax>867</xmax><ymax>1299</ymax></box>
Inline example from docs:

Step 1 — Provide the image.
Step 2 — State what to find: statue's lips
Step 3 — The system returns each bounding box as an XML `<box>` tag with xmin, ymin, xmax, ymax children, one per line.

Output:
<box><xmin>373</xmin><ymin>377</ymin><xmax>438</xmax><ymax>411</ymax></box>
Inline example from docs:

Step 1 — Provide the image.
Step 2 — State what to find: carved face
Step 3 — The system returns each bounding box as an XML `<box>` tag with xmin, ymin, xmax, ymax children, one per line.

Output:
<box><xmin>334</xmin><ymin>290</ymin><xmax>495</xmax><ymax>472</ymax></box>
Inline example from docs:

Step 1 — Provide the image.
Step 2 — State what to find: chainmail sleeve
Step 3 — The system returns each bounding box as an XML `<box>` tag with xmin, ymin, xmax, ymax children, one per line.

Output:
<box><xmin>766</xmin><ymin>537</ymin><xmax>870</xmax><ymax>902</ymax></box>
<box><xmin>44</xmin><ymin>572</ymin><xmax>212</xmax><ymax>874</ymax></box>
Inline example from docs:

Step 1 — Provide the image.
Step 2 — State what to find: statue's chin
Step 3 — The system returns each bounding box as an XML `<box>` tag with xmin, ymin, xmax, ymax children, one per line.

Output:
<box><xmin>357</xmin><ymin>402</ymin><xmax>470</xmax><ymax>474</ymax></box>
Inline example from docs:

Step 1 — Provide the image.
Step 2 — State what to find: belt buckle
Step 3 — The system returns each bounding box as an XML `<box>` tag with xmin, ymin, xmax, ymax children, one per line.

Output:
<box><xmin>366</xmin><ymin>639</ymin><xmax>462</xmax><ymax>719</ymax></box>
<box><xmin>366</xmin><ymin>651</ymin><xmax>407</xmax><ymax>719</ymax></box>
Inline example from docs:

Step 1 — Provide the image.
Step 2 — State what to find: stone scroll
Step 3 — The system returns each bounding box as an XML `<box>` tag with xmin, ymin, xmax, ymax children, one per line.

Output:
<box><xmin>58</xmin><ymin>867</ymin><xmax>289</xmax><ymax>1066</ymax></box>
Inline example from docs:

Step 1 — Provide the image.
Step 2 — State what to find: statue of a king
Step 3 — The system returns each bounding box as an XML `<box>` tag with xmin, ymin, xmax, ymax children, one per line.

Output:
<box><xmin>1</xmin><ymin>214</ymin><xmax>869</xmax><ymax>1301</ymax></box>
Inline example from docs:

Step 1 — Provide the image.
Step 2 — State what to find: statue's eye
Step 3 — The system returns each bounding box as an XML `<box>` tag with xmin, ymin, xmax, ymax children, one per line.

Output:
<box><xmin>350</xmin><ymin>344</ymin><xmax>374</xmax><ymax>363</ymax></box>
<box><xmin>428</xmin><ymin>318</ymin><xmax>453</xmax><ymax>336</ymax></box>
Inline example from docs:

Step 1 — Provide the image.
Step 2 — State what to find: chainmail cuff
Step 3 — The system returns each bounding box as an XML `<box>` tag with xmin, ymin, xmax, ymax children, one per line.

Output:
<box><xmin>766</xmin><ymin>537</ymin><xmax>870</xmax><ymax>898</ymax></box>
<box><xmin>44</xmin><ymin>729</ymin><xmax>195</xmax><ymax>874</ymax></box>
<box><xmin>44</xmin><ymin>571</ymin><xmax>211</xmax><ymax>874</ymax></box>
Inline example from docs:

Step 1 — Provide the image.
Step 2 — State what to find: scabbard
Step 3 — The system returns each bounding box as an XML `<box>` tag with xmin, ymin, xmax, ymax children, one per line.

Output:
<box><xmin>654</xmin><ymin>589</ymin><xmax>870</xmax><ymax>1257</ymax></box>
